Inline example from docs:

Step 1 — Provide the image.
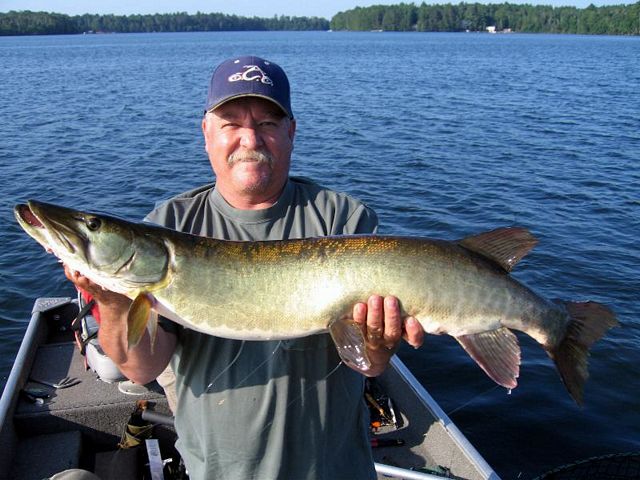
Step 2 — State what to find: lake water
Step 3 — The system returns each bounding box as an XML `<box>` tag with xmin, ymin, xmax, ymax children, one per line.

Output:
<box><xmin>0</xmin><ymin>31</ymin><xmax>638</xmax><ymax>479</ymax></box>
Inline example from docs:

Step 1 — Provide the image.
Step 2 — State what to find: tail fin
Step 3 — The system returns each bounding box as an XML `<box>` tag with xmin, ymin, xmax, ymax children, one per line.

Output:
<box><xmin>547</xmin><ymin>301</ymin><xmax>618</xmax><ymax>405</ymax></box>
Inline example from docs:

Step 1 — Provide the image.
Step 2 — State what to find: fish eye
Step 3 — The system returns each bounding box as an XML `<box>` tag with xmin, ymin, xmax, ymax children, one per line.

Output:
<box><xmin>86</xmin><ymin>217</ymin><xmax>101</xmax><ymax>231</ymax></box>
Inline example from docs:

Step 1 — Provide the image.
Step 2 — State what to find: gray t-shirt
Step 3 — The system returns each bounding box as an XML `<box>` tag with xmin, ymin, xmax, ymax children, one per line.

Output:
<box><xmin>145</xmin><ymin>177</ymin><xmax>378</xmax><ymax>480</ymax></box>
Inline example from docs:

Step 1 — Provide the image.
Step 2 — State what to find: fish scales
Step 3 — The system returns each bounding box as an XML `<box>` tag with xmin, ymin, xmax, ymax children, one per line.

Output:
<box><xmin>160</xmin><ymin>234</ymin><xmax>552</xmax><ymax>341</ymax></box>
<box><xmin>14</xmin><ymin>200</ymin><xmax>618</xmax><ymax>404</ymax></box>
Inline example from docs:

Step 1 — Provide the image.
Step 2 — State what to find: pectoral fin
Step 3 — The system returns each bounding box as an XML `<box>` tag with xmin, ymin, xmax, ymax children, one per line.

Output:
<box><xmin>329</xmin><ymin>317</ymin><xmax>371</xmax><ymax>372</ymax></box>
<box><xmin>127</xmin><ymin>292</ymin><xmax>157</xmax><ymax>351</ymax></box>
<box><xmin>146</xmin><ymin>308</ymin><xmax>158</xmax><ymax>355</ymax></box>
<box><xmin>455</xmin><ymin>327</ymin><xmax>521</xmax><ymax>389</ymax></box>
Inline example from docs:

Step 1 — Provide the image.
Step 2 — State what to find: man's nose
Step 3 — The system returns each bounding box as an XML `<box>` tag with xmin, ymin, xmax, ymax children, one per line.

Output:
<box><xmin>239</xmin><ymin>127</ymin><xmax>263</xmax><ymax>149</ymax></box>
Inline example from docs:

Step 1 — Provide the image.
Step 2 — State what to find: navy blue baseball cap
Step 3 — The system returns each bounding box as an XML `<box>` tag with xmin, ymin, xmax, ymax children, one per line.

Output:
<box><xmin>204</xmin><ymin>56</ymin><xmax>293</xmax><ymax>119</ymax></box>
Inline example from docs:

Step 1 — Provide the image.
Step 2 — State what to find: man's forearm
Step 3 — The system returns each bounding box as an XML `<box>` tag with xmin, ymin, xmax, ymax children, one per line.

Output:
<box><xmin>96</xmin><ymin>299</ymin><xmax>176</xmax><ymax>385</ymax></box>
<box><xmin>65</xmin><ymin>266</ymin><xmax>176</xmax><ymax>385</ymax></box>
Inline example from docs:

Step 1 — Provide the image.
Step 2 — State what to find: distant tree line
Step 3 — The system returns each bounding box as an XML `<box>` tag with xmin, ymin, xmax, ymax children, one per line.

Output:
<box><xmin>2</xmin><ymin>4</ymin><xmax>639</xmax><ymax>36</ymax></box>
<box><xmin>0</xmin><ymin>11</ymin><xmax>330</xmax><ymax>36</ymax></box>
<box><xmin>331</xmin><ymin>2</ymin><xmax>640</xmax><ymax>35</ymax></box>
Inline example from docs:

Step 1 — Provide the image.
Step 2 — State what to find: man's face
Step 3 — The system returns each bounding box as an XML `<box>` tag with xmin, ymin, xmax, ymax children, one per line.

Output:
<box><xmin>202</xmin><ymin>97</ymin><xmax>296</xmax><ymax>208</ymax></box>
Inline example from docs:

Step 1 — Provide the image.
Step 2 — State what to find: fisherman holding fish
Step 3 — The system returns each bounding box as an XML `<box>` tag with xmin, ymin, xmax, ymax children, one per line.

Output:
<box><xmin>63</xmin><ymin>56</ymin><xmax>425</xmax><ymax>479</ymax></box>
<box><xmin>16</xmin><ymin>54</ymin><xmax>619</xmax><ymax>480</ymax></box>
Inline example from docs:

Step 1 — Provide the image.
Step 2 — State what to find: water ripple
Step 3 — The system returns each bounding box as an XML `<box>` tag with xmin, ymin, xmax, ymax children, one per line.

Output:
<box><xmin>1</xmin><ymin>31</ymin><xmax>639</xmax><ymax>479</ymax></box>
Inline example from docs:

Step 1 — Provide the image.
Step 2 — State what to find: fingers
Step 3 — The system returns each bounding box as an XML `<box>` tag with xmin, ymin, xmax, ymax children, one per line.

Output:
<box><xmin>63</xmin><ymin>263</ymin><xmax>74</xmax><ymax>281</ymax></box>
<box><xmin>381</xmin><ymin>296</ymin><xmax>402</xmax><ymax>348</ymax></box>
<box><xmin>403</xmin><ymin>317</ymin><xmax>424</xmax><ymax>349</ymax></box>
<box><xmin>353</xmin><ymin>301</ymin><xmax>367</xmax><ymax>327</ymax></box>
<box><xmin>63</xmin><ymin>265</ymin><xmax>103</xmax><ymax>296</ymax></box>
<box><xmin>64</xmin><ymin>264</ymin><xmax>88</xmax><ymax>287</ymax></box>
<box><xmin>354</xmin><ymin>295</ymin><xmax>402</xmax><ymax>351</ymax></box>
<box><xmin>348</xmin><ymin>295</ymin><xmax>425</xmax><ymax>376</ymax></box>
<box><xmin>353</xmin><ymin>295</ymin><xmax>425</xmax><ymax>351</ymax></box>
<box><xmin>365</xmin><ymin>295</ymin><xmax>384</xmax><ymax>342</ymax></box>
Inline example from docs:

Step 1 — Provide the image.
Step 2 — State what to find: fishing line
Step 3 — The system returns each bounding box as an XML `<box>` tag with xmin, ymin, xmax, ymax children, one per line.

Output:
<box><xmin>258</xmin><ymin>360</ymin><xmax>345</xmax><ymax>435</ymax></box>
<box><xmin>446</xmin><ymin>384</ymin><xmax>501</xmax><ymax>417</ymax></box>
<box><xmin>206</xmin><ymin>342</ymin><xmax>346</xmax><ymax>434</ymax></box>
<box><xmin>207</xmin><ymin>340</ymin><xmax>285</xmax><ymax>392</ymax></box>
<box><xmin>233</xmin><ymin>340</ymin><xmax>283</xmax><ymax>388</ymax></box>
<box><xmin>282</xmin><ymin>360</ymin><xmax>344</xmax><ymax>411</ymax></box>
<box><xmin>206</xmin><ymin>340</ymin><xmax>246</xmax><ymax>392</ymax></box>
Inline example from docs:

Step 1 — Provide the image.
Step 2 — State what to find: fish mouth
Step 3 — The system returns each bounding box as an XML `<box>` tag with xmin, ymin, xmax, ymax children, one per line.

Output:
<box><xmin>16</xmin><ymin>204</ymin><xmax>44</xmax><ymax>229</ymax></box>
<box><xmin>15</xmin><ymin>201</ymin><xmax>79</xmax><ymax>255</ymax></box>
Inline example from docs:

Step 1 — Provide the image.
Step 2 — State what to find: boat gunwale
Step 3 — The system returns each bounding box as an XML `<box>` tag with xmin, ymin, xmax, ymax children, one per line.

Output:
<box><xmin>385</xmin><ymin>355</ymin><xmax>500</xmax><ymax>479</ymax></box>
<box><xmin>0</xmin><ymin>298</ymin><xmax>74</xmax><ymax>479</ymax></box>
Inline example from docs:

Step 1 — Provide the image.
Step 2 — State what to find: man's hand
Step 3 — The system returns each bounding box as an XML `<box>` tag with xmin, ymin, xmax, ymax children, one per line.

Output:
<box><xmin>63</xmin><ymin>265</ymin><xmax>131</xmax><ymax>310</ymax></box>
<box><xmin>352</xmin><ymin>295</ymin><xmax>424</xmax><ymax>376</ymax></box>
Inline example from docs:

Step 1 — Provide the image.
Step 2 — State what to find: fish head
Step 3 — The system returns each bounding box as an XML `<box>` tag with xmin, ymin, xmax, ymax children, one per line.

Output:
<box><xmin>14</xmin><ymin>200</ymin><xmax>169</xmax><ymax>294</ymax></box>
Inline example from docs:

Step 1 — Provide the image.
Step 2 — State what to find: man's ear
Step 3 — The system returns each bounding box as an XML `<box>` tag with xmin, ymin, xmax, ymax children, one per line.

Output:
<box><xmin>288</xmin><ymin>118</ymin><xmax>296</xmax><ymax>142</ymax></box>
<box><xmin>202</xmin><ymin>115</ymin><xmax>210</xmax><ymax>153</ymax></box>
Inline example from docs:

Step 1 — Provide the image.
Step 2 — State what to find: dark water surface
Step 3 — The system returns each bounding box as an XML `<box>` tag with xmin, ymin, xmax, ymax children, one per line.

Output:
<box><xmin>1</xmin><ymin>31</ymin><xmax>638</xmax><ymax>478</ymax></box>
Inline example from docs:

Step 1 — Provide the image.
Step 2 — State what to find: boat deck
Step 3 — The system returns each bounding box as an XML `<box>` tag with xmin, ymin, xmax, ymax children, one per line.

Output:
<box><xmin>0</xmin><ymin>298</ymin><xmax>497</xmax><ymax>480</ymax></box>
<box><xmin>372</xmin><ymin>359</ymin><xmax>492</xmax><ymax>479</ymax></box>
<box><xmin>0</xmin><ymin>299</ymin><xmax>172</xmax><ymax>480</ymax></box>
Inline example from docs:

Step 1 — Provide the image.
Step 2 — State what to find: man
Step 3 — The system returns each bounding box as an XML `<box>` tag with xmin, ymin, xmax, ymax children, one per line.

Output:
<box><xmin>66</xmin><ymin>56</ymin><xmax>424</xmax><ymax>479</ymax></box>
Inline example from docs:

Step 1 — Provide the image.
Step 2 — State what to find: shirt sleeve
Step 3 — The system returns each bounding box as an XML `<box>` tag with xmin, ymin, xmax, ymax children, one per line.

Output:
<box><xmin>143</xmin><ymin>201</ymin><xmax>177</xmax><ymax>229</ymax></box>
<box><xmin>343</xmin><ymin>204</ymin><xmax>379</xmax><ymax>235</ymax></box>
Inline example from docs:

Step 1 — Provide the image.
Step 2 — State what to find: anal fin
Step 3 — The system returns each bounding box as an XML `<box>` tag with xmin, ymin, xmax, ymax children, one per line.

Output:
<box><xmin>456</xmin><ymin>327</ymin><xmax>521</xmax><ymax>389</ymax></box>
<box><xmin>329</xmin><ymin>317</ymin><xmax>371</xmax><ymax>372</ymax></box>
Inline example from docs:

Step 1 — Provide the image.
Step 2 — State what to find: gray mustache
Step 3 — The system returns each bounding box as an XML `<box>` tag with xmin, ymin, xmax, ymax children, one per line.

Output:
<box><xmin>228</xmin><ymin>150</ymin><xmax>273</xmax><ymax>166</ymax></box>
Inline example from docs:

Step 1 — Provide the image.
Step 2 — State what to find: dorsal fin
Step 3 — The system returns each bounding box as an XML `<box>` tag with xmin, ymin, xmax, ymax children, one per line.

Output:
<box><xmin>458</xmin><ymin>227</ymin><xmax>538</xmax><ymax>272</ymax></box>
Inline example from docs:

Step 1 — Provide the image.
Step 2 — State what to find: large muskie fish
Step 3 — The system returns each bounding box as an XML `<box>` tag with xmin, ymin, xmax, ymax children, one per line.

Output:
<box><xmin>15</xmin><ymin>200</ymin><xmax>617</xmax><ymax>404</ymax></box>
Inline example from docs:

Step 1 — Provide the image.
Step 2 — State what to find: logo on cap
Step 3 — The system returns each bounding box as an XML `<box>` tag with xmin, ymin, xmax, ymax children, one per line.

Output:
<box><xmin>228</xmin><ymin>65</ymin><xmax>274</xmax><ymax>86</ymax></box>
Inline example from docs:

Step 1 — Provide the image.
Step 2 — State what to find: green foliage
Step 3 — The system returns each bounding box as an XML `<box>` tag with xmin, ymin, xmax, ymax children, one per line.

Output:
<box><xmin>331</xmin><ymin>2</ymin><xmax>640</xmax><ymax>35</ymax></box>
<box><xmin>2</xmin><ymin>4</ymin><xmax>638</xmax><ymax>36</ymax></box>
<box><xmin>0</xmin><ymin>10</ymin><xmax>330</xmax><ymax>36</ymax></box>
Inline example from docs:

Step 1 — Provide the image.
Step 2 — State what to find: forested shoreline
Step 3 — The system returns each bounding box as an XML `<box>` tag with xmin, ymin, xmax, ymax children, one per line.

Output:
<box><xmin>0</xmin><ymin>11</ymin><xmax>330</xmax><ymax>35</ymax></box>
<box><xmin>331</xmin><ymin>2</ymin><xmax>640</xmax><ymax>34</ymax></box>
<box><xmin>1</xmin><ymin>3</ymin><xmax>639</xmax><ymax>36</ymax></box>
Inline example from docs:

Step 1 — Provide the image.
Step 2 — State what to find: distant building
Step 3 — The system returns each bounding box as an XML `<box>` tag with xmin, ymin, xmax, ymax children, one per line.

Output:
<box><xmin>486</xmin><ymin>26</ymin><xmax>496</xmax><ymax>33</ymax></box>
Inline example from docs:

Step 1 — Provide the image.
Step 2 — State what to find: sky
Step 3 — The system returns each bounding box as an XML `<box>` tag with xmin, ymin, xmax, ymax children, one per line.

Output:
<box><xmin>0</xmin><ymin>0</ymin><xmax>629</xmax><ymax>19</ymax></box>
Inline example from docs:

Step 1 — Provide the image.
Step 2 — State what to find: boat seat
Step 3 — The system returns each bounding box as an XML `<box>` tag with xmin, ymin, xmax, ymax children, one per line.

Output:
<box><xmin>10</xmin><ymin>430</ymin><xmax>82</xmax><ymax>479</ymax></box>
